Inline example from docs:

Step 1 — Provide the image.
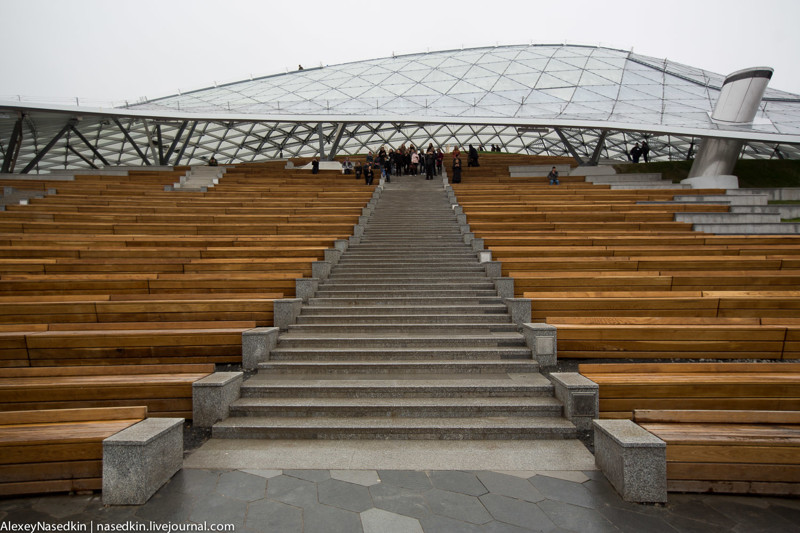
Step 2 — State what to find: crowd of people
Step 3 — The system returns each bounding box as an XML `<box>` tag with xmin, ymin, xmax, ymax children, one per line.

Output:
<box><xmin>330</xmin><ymin>143</ymin><xmax>488</xmax><ymax>185</ymax></box>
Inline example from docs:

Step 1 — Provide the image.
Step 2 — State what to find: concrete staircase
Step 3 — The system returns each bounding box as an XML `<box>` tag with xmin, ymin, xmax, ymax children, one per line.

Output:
<box><xmin>212</xmin><ymin>175</ymin><xmax>577</xmax><ymax>440</ymax></box>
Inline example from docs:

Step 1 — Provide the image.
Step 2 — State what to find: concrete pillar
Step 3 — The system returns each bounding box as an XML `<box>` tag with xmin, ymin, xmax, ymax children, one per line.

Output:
<box><xmin>242</xmin><ymin>327</ymin><xmax>280</xmax><ymax>369</ymax></box>
<box><xmin>687</xmin><ymin>67</ymin><xmax>773</xmax><ymax>182</ymax></box>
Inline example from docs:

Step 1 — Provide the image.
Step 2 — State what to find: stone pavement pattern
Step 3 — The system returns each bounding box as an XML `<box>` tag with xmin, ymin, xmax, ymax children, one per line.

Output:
<box><xmin>2</xmin><ymin>468</ymin><xmax>799</xmax><ymax>532</ymax></box>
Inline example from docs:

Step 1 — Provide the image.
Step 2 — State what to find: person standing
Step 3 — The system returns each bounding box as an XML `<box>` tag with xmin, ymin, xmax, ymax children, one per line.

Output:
<box><xmin>641</xmin><ymin>140</ymin><xmax>650</xmax><ymax>163</ymax></box>
<box><xmin>631</xmin><ymin>142</ymin><xmax>642</xmax><ymax>163</ymax></box>
<box><xmin>364</xmin><ymin>163</ymin><xmax>374</xmax><ymax>185</ymax></box>
<box><xmin>468</xmin><ymin>144</ymin><xmax>479</xmax><ymax>167</ymax></box>
<box><xmin>410</xmin><ymin>150</ymin><xmax>419</xmax><ymax>176</ymax></box>
<box><xmin>425</xmin><ymin>145</ymin><xmax>435</xmax><ymax>180</ymax></box>
<box><xmin>436</xmin><ymin>148</ymin><xmax>443</xmax><ymax>176</ymax></box>
<box><xmin>311</xmin><ymin>158</ymin><xmax>319</xmax><ymax>174</ymax></box>
<box><xmin>452</xmin><ymin>154</ymin><xmax>462</xmax><ymax>183</ymax></box>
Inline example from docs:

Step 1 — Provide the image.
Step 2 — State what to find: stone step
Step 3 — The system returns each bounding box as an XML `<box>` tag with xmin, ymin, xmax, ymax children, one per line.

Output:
<box><xmin>326</xmin><ymin>273</ymin><xmax>491</xmax><ymax>281</ymax></box>
<box><xmin>212</xmin><ymin>415</ymin><xmax>578</xmax><ymax>440</ymax></box>
<box><xmin>296</xmin><ymin>314</ymin><xmax>512</xmax><ymax>325</ymax></box>
<box><xmin>228</xmin><ymin>396</ymin><xmax>561</xmax><ymax>418</ymax></box>
<box><xmin>267</xmin><ymin>346</ymin><xmax>533</xmax><ymax>361</ymax></box>
<box><xmin>319</xmin><ymin>278</ymin><xmax>495</xmax><ymax>292</ymax></box>
<box><xmin>284</xmin><ymin>323</ymin><xmax>520</xmax><ymax>335</ymax></box>
<box><xmin>308</xmin><ymin>295</ymin><xmax>504</xmax><ymax>306</ymax></box>
<box><xmin>312</xmin><ymin>289</ymin><xmax>499</xmax><ymax>298</ymax></box>
<box><xmin>275</xmin><ymin>334</ymin><xmax>524</xmax><ymax>349</ymax></box>
<box><xmin>300</xmin><ymin>305</ymin><xmax>509</xmax><ymax>316</ymax></box>
<box><xmin>328</xmin><ymin>268</ymin><xmax>489</xmax><ymax>276</ymax></box>
<box><xmin>257</xmin><ymin>359</ymin><xmax>540</xmax><ymax>374</ymax></box>
<box><xmin>338</xmin><ymin>253</ymin><xmax>479</xmax><ymax>260</ymax></box>
<box><xmin>240</xmin><ymin>373</ymin><xmax>552</xmax><ymax>399</ymax></box>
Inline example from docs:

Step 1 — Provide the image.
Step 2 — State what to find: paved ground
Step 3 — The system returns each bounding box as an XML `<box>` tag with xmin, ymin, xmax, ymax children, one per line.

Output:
<box><xmin>2</xmin><ymin>465</ymin><xmax>799</xmax><ymax>532</ymax></box>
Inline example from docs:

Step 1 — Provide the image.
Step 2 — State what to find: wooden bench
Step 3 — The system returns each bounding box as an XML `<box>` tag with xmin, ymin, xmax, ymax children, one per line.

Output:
<box><xmin>0</xmin><ymin>406</ymin><xmax>147</xmax><ymax>496</ymax></box>
<box><xmin>0</xmin><ymin>364</ymin><xmax>214</xmax><ymax>416</ymax></box>
<box><xmin>579</xmin><ymin>362</ymin><xmax>800</xmax><ymax>419</ymax></box>
<box><xmin>0</xmin><ymin>323</ymin><xmax>252</xmax><ymax>367</ymax></box>
<box><xmin>0</xmin><ymin>296</ymin><xmax>278</xmax><ymax>327</ymax></box>
<box><xmin>634</xmin><ymin>409</ymin><xmax>800</xmax><ymax>495</ymax></box>
<box><xmin>556</xmin><ymin>319</ymin><xmax>799</xmax><ymax>361</ymax></box>
<box><xmin>526</xmin><ymin>291</ymin><xmax>800</xmax><ymax>321</ymax></box>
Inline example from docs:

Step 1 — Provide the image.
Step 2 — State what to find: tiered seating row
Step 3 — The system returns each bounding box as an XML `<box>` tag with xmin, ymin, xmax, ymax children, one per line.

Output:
<box><xmin>0</xmin><ymin>163</ymin><xmax>375</xmax><ymax>369</ymax></box>
<box><xmin>453</xmin><ymin>165</ymin><xmax>800</xmax><ymax>361</ymax></box>
<box><xmin>582</xmin><ymin>361</ymin><xmax>800</xmax><ymax>495</ymax></box>
<box><xmin>0</xmin><ymin>406</ymin><xmax>148</xmax><ymax>496</ymax></box>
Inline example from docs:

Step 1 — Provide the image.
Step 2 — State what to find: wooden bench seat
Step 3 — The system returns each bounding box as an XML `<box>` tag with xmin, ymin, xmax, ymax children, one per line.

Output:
<box><xmin>0</xmin><ymin>296</ymin><xmax>277</xmax><ymax>326</ymax></box>
<box><xmin>527</xmin><ymin>291</ymin><xmax>800</xmax><ymax>321</ymax></box>
<box><xmin>0</xmin><ymin>324</ymin><xmax>252</xmax><ymax>367</ymax></box>
<box><xmin>558</xmin><ymin>322</ymin><xmax>798</xmax><ymax>361</ymax></box>
<box><xmin>579</xmin><ymin>362</ymin><xmax>800</xmax><ymax>418</ymax></box>
<box><xmin>511</xmin><ymin>270</ymin><xmax>800</xmax><ymax>294</ymax></box>
<box><xmin>0</xmin><ymin>406</ymin><xmax>148</xmax><ymax>496</ymax></box>
<box><xmin>633</xmin><ymin>409</ymin><xmax>800</xmax><ymax>495</ymax></box>
<box><xmin>0</xmin><ymin>364</ymin><xmax>213</xmax><ymax>415</ymax></box>
<box><xmin>0</xmin><ymin>272</ymin><xmax>301</xmax><ymax>296</ymax></box>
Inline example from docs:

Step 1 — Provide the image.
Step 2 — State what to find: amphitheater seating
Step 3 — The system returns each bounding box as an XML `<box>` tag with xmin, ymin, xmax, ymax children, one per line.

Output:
<box><xmin>453</xmin><ymin>158</ymin><xmax>800</xmax><ymax>362</ymax></box>
<box><xmin>633</xmin><ymin>409</ymin><xmax>800</xmax><ymax>495</ymax></box>
<box><xmin>0</xmin><ymin>162</ymin><xmax>375</xmax><ymax>369</ymax></box>
<box><xmin>579</xmin><ymin>362</ymin><xmax>800</xmax><ymax>419</ymax></box>
<box><xmin>0</xmin><ymin>406</ymin><xmax>147</xmax><ymax>496</ymax></box>
<box><xmin>0</xmin><ymin>364</ymin><xmax>213</xmax><ymax>416</ymax></box>
<box><xmin>0</xmin><ymin>161</ymin><xmax>375</xmax><ymax>495</ymax></box>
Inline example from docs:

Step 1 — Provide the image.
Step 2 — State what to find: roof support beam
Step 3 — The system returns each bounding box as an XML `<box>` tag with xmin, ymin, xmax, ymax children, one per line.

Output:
<box><xmin>1</xmin><ymin>115</ymin><xmax>24</xmax><ymax>174</ymax></box>
<box><xmin>163</xmin><ymin>121</ymin><xmax>188</xmax><ymax>165</ymax></box>
<box><xmin>588</xmin><ymin>130</ymin><xmax>609</xmax><ymax>166</ymax></box>
<box><xmin>69</xmin><ymin>124</ymin><xmax>110</xmax><ymax>167</ymax></box>
<box><xmin>172</xmin><ymin>121</ymin><xmax>197</xmax><ymax>166</ymax></box>
<box><xmin>20</xmin><ymin>120</ymin><xmax>74</xmax><ymax>174</ymax></box>
<box><xmin>156</xmin><ymin>124</ymin><xmax>165</xmax><ymax>165</ymax></box>
<box><xmin>327</xmin><ymin>123</ymin><xmax>346</xmax><ymax>161</ymax></box>
<box><xmin>113</xmin><ymin>118</ymin><xmax>151</xmax><ymax>166</ymax></box>
<box><xmin>67</xmin><ymin>143</ymin><xmax>99</xmax><ymax>169</ymax></box>
<box><xmin>554</xmin><ymin>127</ymin><xmax>585</xmax><ymax>166</ymax></box>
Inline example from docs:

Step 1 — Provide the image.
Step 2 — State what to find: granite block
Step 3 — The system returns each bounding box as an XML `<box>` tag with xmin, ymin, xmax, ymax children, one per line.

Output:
<box><xmin>242</xmin><ymin>326</ymin><xmax>279</xmax><ymax>369</ymax></box>
<box><xmin>522</xmin><ymin>323</ymin><xmax>557</xmax><ymax>367</ymax></box>
<box><xmin>102</xmin><ymin>418</ymin><xmax>184</xmax><ymax>505</ymax></box>
<box><xmin>505</xmin><ymin>299</ymin><xmax>532</xmax><ymax>326</ymax></box>
<box><xmin>549</xmin><ymin>372</ymin><xmax>599</xmax><ymax>431</ymax></box>
<box><xmin>593</xmin><ymin>419</ymin><xmax>667</xmax><ymax>503</ymax></box>
<box><xmin>273</xmin><ymin>298</ymin><xmax>303</xmax><ymax>330</ymax></box>
<box><xmin>192</xmin><ymin>372</ymin><xmax>243</xmax><ymax>427</ymax></box>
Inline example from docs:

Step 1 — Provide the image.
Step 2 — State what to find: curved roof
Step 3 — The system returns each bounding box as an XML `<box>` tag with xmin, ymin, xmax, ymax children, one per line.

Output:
<box><xmin>133</xmin><ymin>44</ymin><xmax>800</xmax><ymax>137</ymax></box>
<box><xmin>2</xmin><ymin>44</ymin><xmax>799</xmax><ymax>173</ymax></box>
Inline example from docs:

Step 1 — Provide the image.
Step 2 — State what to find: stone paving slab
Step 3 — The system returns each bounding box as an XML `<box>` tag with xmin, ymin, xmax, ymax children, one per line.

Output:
<box><xmin>182</xmin><ymin>439</ymin><xmax>597</xmax><ymax>471</ymax></box>
<box><xmin>2</xmin><ymin>467</ymin><xmax>798</xmax><ymax>533</ymax></box>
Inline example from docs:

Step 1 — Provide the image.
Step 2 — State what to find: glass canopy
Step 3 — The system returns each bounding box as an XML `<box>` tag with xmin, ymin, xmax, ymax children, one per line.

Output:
<box><xmin>1</xmin><ymin>44</ymin><xmax>799</xmax><ymax>173</ymax></box>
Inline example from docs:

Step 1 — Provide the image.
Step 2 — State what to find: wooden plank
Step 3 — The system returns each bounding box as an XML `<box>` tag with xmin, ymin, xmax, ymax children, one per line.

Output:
<box><xmin>667</xmin><ymin>479</ymin><xmax>800</xmax><ymax>495</ymax></box>
<box><xmin>668</xmin><ymin>462</ymin><xmax>800</xmax><ymax>483</ymax></box>
<box><xmin>0</xmin><ymin>460</ymin><xmax>101</xmax><ymax>483</ymax></box>
<box><xmin>633</xmin><ymin>409</ymin><xmax>800</xmax><ymax>424</ymax></box>
<box><xmin>0</xmin><ymin>477</ymin><xmax>101</xmax><ymax>496</ymax></box>
<box><xmin>664</xmin><ymin>444</ymin><xmax>800</xmax><ymax>465</ymax></box>
<box><xmin>580</xmin><ymin>362</ymin><xmax>800</xmax><ymax>374</ymax></box>
<box><xmin>0</xmin><ymin>406</ymin><xmax>147</xmax><ymax>425</ymax></box>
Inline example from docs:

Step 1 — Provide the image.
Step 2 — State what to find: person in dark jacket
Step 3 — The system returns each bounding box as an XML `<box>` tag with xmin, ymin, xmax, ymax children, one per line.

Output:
<box><xmin>452</xmin><ymin>155</ymin><xmax>462</xmax><ymax>183</ymax></box>
<box><xmin>468</xmin><ymin>145</ymin><xmax>479</xmax><ymax>167</ymax></box>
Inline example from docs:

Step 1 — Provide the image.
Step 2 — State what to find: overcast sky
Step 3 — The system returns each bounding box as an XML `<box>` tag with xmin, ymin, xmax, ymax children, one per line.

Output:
<box><xmin>1</xmin><ymin>0</ymin><xmax>798</xmax><ymax>106</ymax></box>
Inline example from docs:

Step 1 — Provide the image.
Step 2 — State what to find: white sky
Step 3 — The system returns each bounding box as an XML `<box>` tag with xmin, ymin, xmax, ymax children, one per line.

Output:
<box><xmin>1</xmin><ymin>0</ymin><xmax>798</xmax><ymax>106</ymax></box>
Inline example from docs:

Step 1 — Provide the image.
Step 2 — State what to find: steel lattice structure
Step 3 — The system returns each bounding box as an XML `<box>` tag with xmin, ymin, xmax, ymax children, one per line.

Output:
<box><xmin>2</xmin><ymin>44</ymin><xmax>799</xmax><ymax>174</ymax></box>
